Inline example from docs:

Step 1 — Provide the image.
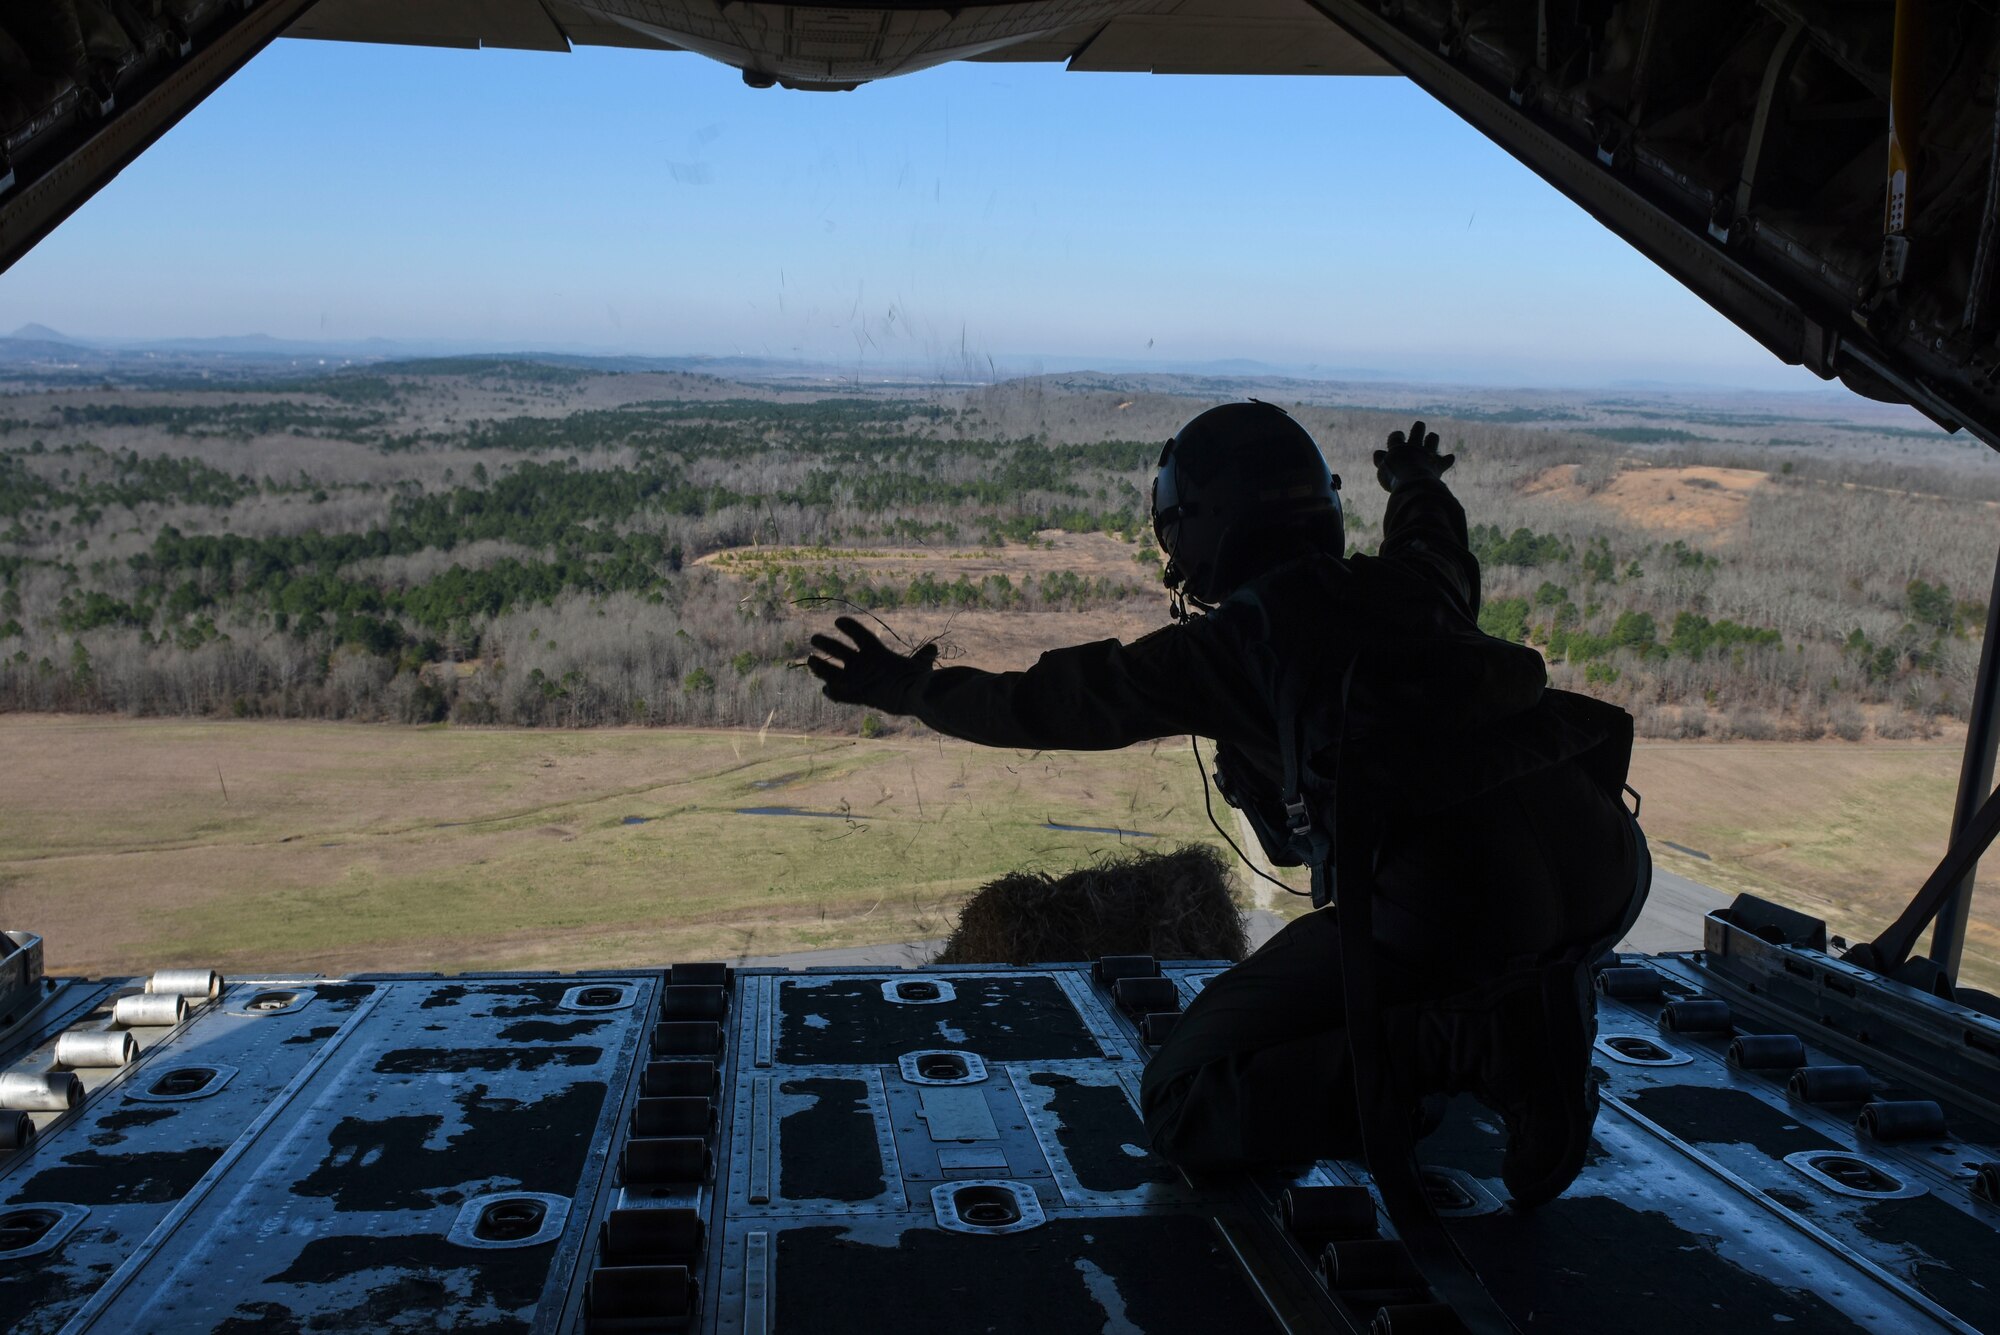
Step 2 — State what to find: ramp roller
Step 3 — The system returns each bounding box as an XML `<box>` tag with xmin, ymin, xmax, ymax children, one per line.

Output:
<box><xmin>53</xmin><ymin>1030</ymin><xmax>136</xmax><ymax>1068</ymax></box>
<box><xmin>113</xmin><ymin>993</ymin><xmax>186</xmax><ymax>1028</ymax></box>
<box><xmin>0</xmin><ymin>1070</ymin><xmax>82</xmax><ymax>1110</ymax></box>
<box><xmin>145</xmin><ymin>969</ymin><xmax>222</xmax><ymax>1000</ymax></box>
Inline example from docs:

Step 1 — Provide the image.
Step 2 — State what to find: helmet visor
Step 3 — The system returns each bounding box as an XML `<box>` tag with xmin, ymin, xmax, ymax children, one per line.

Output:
<box><xmin>1151</xmin><ymin>457</ymin><xmax>1185</xmax><ymax>557</ymax></box>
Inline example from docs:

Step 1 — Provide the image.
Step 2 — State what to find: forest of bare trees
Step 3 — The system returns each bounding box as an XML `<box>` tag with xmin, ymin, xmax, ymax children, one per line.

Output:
<box><xmin>0</xmin><ymin>361</ymin><xmax>1991</xmax><ymax>739</ymax></box>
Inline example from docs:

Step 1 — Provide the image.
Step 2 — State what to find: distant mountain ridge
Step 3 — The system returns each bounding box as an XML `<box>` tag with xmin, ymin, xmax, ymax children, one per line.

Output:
<box><xmin>0</xmin><ymin>325</ymin><xmax>1886</xmax><ymax>400</ymax></box>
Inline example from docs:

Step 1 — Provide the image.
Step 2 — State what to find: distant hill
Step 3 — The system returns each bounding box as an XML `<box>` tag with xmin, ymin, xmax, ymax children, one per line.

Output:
<box><xmin>8</xmin><ymin>322</ymin><xmax>74</xmax><ymax>342</ymax></box>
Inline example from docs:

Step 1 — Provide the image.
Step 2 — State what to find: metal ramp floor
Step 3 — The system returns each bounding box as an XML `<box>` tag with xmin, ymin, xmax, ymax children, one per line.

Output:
<box><xmin>2</xmin><ymin>904</ymin><xmax>1998</xmax><ymax>1333</ymax></box>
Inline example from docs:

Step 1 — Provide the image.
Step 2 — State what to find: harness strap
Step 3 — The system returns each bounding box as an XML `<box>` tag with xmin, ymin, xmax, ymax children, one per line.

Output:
<box><xmin>1331</xmin><ymin>766</ymin><xmax>1522</xmax><ymax>1335</ymax></box>
<box><xmin>1269</xmin><ymin>638</ymin><xmax>1644</xmax><ymax>1334</ymax></box>
<box><xmin>1274</xmin><ymin>651</ymin><xmax>1343</xmax><ymax>904</ymax></box>
<box><xmin>1281</xmin><ymin>647</ymin><xmax>1517</xmax><ymax>1333</ymax></box>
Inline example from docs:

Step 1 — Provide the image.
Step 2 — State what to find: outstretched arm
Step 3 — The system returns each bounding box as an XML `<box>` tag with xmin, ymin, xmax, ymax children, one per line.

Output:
<box><xmin>807</xmin><ymin>615</ymin><xmax>1267</xmax><ymax>752</ymax></box>
<box><xmin>1372</xmin><ymin>420</ymin><xmax>1481</xmax><ymax>620</ymax></box>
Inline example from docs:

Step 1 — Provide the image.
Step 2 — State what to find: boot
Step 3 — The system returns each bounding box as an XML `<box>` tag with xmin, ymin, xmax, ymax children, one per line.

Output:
<box><xmin>1416</xmin><ymin>958</ymin><xmax>1600</xmax><ymax>1209</ymax></box>
<box><xmin>1493</xmin><ymin>960</ymin><xmax>1599</xmax><ymax>1207</ymax></box>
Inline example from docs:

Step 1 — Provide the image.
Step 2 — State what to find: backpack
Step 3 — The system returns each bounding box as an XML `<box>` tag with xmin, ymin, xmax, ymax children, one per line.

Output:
<box><xmin>1210</xmin><ymin>548</ymin><xmax>1635</xmax><ymax>909</ymax></box>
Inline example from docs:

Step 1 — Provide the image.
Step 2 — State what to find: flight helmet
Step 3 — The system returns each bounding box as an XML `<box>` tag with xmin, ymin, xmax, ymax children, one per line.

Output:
<box><xmin>1151</xmin><ymin>400</ymin><xmax>1342</xmax><ymax>609</ymax></box>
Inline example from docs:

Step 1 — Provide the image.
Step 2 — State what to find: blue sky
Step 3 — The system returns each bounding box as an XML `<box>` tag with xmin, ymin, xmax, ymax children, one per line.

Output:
<box><xmin>0</xmin><ymin>37</ymin><xmax>1830</xmax><ymax>389</ymax></box>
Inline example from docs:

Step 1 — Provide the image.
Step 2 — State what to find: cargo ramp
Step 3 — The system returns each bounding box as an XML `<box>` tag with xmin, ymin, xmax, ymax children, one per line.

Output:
<box><xmin>3</xmin><ymin>898</ymin><xmax>1999</xmax><ymax>1334</ymax></box>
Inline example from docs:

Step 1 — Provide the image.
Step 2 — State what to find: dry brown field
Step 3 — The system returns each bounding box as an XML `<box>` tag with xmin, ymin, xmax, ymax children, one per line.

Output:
<box><xmin>1523</xmin><ymin>463</ymin><xmax>1769</xmax><ymax>538</ymax></box>
<box><xmin>0</xmin><ymin>715</ymin><xmax>1992</xmax><ymax>992</ymax></box>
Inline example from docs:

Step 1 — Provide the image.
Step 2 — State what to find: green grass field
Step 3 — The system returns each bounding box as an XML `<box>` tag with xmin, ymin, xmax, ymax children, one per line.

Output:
<box><xmin>1626</xmin><ymin>742</ymin><xmax>1999</xmax><ymax>987</ymax></box>
<box><xmin>0</xmin><ymin>716</ymin><xmax>1276</xmax><ymax>977</ymax></box>
<box><xmin>1</xmin><ymin>716</ymin><xmax>1990</xmax><ymax>991</ymax></box>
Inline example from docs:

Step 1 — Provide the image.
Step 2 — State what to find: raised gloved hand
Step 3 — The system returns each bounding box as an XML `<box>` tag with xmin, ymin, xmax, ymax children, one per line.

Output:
<box><xmin>1373</xmin><ymin>419</ymin><xmax>1456</xmax><ymax>493</ymax></box>
<box><xmin>806</xmin><ymin>616</ymin><xmax>938</xmax><ymax>711</ymax></box>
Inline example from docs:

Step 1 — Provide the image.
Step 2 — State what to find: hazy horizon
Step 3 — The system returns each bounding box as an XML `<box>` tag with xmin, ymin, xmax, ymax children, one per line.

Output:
<box><xmin>0</xmin><ymin>318</ymin><xmax>1901</xmax><ymax>401</ymax></box>
<box><xmin>0</xmin><ymin>40</ymin><xmax>1861</xmax><ymax>396</ymax></box>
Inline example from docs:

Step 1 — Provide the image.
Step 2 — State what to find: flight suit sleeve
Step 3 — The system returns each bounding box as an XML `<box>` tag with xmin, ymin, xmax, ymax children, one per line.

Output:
<box><xmin>1377</xmin><ymin>477</ymin><xmax>1482</xmax><ymax>619</ymax></box>
<box><xmin>898</xmin><ymin>617</ymin><xmax>1268</xmax><ymax>752</ymax></box>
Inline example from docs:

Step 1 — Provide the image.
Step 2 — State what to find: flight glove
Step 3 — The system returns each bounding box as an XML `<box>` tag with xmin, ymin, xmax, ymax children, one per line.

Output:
<box><xmin>807</xmin><ymin>616</ymin><xmax>938</xmax><ymax>711</ymax></box>
<box><xmin>1373</xmin><ymin>419</ymin><xmax>1456</xmax><ymax>492</ymax></box>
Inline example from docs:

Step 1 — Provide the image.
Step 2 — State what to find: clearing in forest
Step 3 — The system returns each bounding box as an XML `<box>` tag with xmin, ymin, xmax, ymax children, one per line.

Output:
<box><xmin>1523</xmin><ymin>463</ymin><xmax>1768</xmax><ymax>536</ymax></box>
<box><xmin>703</xmin><ymin>531</ymin><xmax>1174</xmax><ymax>669</ymax></box>
<box><xmin>701</xmin><ymin>531</ymin><xmax>1157</xmax><ymax>586</ymax></box>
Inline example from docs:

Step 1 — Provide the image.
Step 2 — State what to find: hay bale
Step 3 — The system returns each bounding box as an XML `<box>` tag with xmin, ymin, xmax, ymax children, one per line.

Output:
<box><xmin>935</xmin><ymin>844</ymin><xmax>1248</xmax><ymax>965</ymax></box>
